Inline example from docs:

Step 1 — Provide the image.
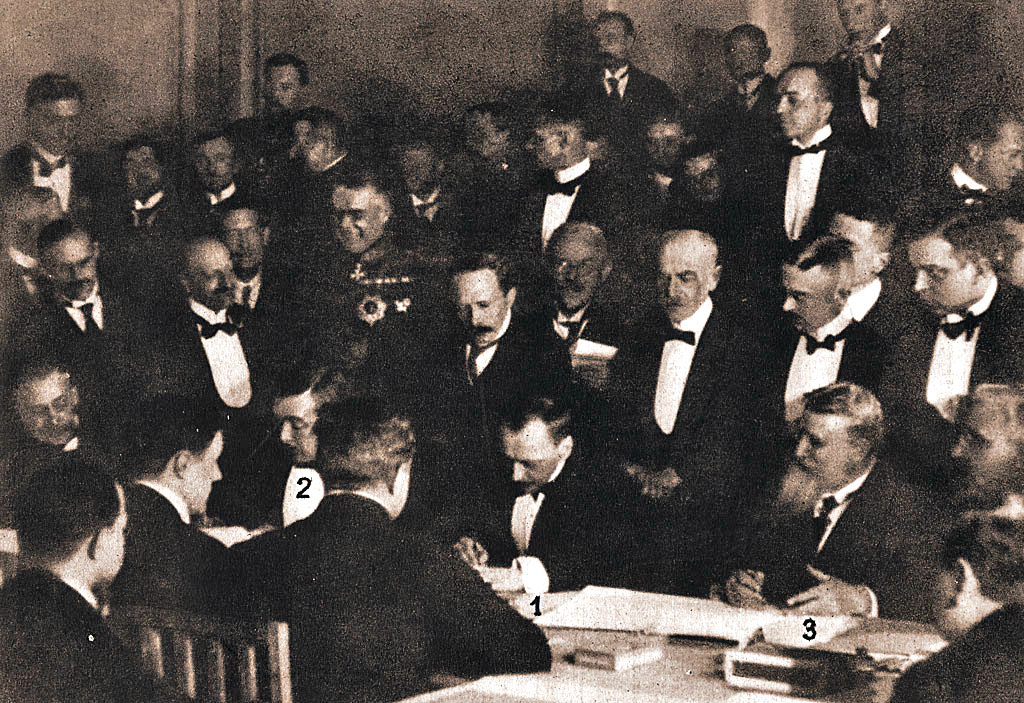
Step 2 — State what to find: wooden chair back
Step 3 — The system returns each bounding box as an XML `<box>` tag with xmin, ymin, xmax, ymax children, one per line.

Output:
<box><xmin>111</xmin><ymin>605</ymin><xmax>291</xmax><ymax>703</ymax></box>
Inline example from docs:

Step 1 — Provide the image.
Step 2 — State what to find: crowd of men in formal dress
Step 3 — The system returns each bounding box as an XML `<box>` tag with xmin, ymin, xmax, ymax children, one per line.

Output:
<box><xmin>3</xmin><ymin>2</ymin><xmax>1024</xmax><ymax>701</ymax></box>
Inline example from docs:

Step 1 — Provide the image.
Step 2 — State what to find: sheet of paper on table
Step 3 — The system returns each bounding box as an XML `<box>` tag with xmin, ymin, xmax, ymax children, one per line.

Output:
<box><xmin>571</xmin><ymin>339</ymin><xmax>618</xmax><ymax>359</ymax></box>
<box><xmin>761</xmin><ymin>615</ymin><xmax>946</xmax><ymax>659</ymax></box>
<box><xmin>533</xmin><ymin>586</ymin><xmax>782</xmax><ymax>642</ymax></box>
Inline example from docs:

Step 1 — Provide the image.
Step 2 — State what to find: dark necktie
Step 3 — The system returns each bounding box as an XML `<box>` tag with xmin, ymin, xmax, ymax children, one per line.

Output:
<box><xmin>803</xmin><ymin>324</ymin><xmax>853</xmax><ymax>354</ymax></box>
<box><xmin>76</xmin><ymin>302</ymin><xmax>101</xmax><ymax>334</ymax></box>
<box><xmin>606</xmin><ymin>74</ymin><xmax>626</xmax><ymax>99</ymax></box>
<box><xmin>36</xmin><ymin>154</ymin><xmax>67</xmax><ymax>178</ymax></box>
<box><xmin>560</xmin><ymin>318</ymin><xmax>585</xmax><ymax>344</ymax></box>
<box><xmin>414</xmin><ymin>201</ymin><xmax>436</xmax><ymax>219</ymax></box>
<box><xmin>194</xmin><ymin>305</ymin><xmax>246</xmax><ymax>339</ymax></box>
<box><xmin>941</xmin><ymin>312</ymin><xmax>983</xmax><ymax>340</ymax></box>
<box><xmin>788</xmin><ymin>138</ymin><xmax>831</xmax><ymax>158</ymax></box>
<box><xmin>664</xmin><ymin>328</ymin><xmax>696</xmax><ymax>345</ymax></box>
<box><xmin>811</xmin><ymin>495</ymin><xmax>841</xmax><ymax>550</ymax></box>
<box><xmin>544</xmin><ymin>171</ymin><xmax>586</xmax><ymax>196</ymax></box>
<box><xmin>467</xmin><ymin>340</ymin><xmax>499</xmax><ymax>381</ymax></box>
<box><xmin>958</xmin><ymin>185</ymin><xmax>989</xmax><ymax>204</ymax></box>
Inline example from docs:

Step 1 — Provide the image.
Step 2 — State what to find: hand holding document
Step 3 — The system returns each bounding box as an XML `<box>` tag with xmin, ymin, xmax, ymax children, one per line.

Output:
<box><xmin>785</xmin><ymin>565</ymin><xmax>874</xmax><ymax>616</ymax></box>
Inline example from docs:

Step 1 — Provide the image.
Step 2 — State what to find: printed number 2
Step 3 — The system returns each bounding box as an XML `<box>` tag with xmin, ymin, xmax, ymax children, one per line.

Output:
<box><xmin>530</xmin><ymin>596</ymin><xmax>541</xmax><ymax>616</ymax></box>
<box><xmin>802</xmin><ymin>618</ymin><xmax>816</xmax><ymax>641</ymax></box>
<box><xmin>296</xmin><ymin>477</ymin><xmax>312</xmax><ymax>499</ymax></box>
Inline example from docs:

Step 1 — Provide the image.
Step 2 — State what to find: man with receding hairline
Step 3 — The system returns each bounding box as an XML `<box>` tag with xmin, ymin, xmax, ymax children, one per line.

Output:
<box><xmin>608</xmin><ymin>229</ymin><xmax>769</xmax><ymax>593</ymax></box>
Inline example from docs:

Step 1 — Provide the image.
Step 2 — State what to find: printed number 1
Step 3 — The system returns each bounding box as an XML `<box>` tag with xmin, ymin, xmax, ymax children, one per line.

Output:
<box><xmin>530</xmin><ymin>596</ymin><xmax>541</xmax><ymax>616</ymax></box>
<box><xmin>802</xmin><ymin>618</ymin><xmax>816</xmax><ymax>641</ymax></box>
<box><xmin>296</xmin><ymin>477</ymin><xmax>312</xmax><ymax>499</ymax></box>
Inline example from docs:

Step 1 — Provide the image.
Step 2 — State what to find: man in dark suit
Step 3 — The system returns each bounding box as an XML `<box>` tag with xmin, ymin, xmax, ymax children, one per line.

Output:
<box><xmin>724</xmin><ymin>383</ymin><xmax>950</xmax><ymax>622</ymax></box>
<box><xmin>101</xmin><ymin>136</ymin><xmax>188</xmax><ymax>298</ymax></box>
<box><xmin>392</xmin><ymin>138</ymin><xmax>464</xmax><ymax>253</ymax></box>
<box><xmin>185</xmin><ymin>130</ymin><xmax>250</xmax><ymax>236</ymax></box>
<box><xmin>910</xmin><ymin>106</ymin><xmax>1024</xmax><ymax>222</ymax></box>
<box><xmin>1</xmin><ymin>73</ymin><xmax>104</xmax><ymax>220</ymax></box>
<box><xmin>298</xmin><ymin>107</ymin><xmax>353</xmax><ymax>216</ymax></box>
<box><xmin>826</xmin><ymin>0</ymin><xmax>929</xmax><ymax>190</ymax></box>
<box><xmin>705</xmin><ymin>24</ymin><xmax>779</xmax><ymax>158</ymax></box>
<box><xmin>607</xmin><ymin>229</ymin><xmax>768</xmax><ymax>593</ymax></box>
<box><xmin>745</xmin><ymin>62</ymin><xmax>884</xmax><ymax>273</ymax></box>
<box><xmin>221</xmin><ymin>397</ymin><xmax>552</xmax><ymax>702</ymax></box>
<box><xmin>140</xmin><ymin>237</ymin><xmax>264</xmax><ymax>524</ymax></box>
<box><xmin>0</xmin><ymin>459</ymin><xmax>180</xmax><ymax>703</ymax></box>
<box><xmin>564</xmin><ymin>11</ymin><xmax>677</xmax><ymax>161</ymax></box>
<box><xmin>6</xmin><ymin>220</ymin><xmax>137</xmax><ymax>441</ymax></box>
<box><xmin>110</xmin><ymin>396</ymin><xmax>227</xmax><ymax>613</ymax></box>
<box><xmin>3</xmin><ymin>364</ymin><xmax>103</xmax><ymax>523</ymax></box>
<box><xmin>414</xmin><ymin>252</ymin><xmax>571</xmax><ymax>537</ymax></box>
<box><xmin>886</xmin><ymin>215</ymin><xmax>1024</xmax><ymax>426</ymax></box>
<box><xmin>455</xmin><ymin>394</ymin><xmax>646</xmax><ymax>592</ymax></box>
<box><xmin>766</xmin><ymin>236</ymin><xmax>885</xmax><ymax>425</ymax></box>
<box><xmin>527</xmin><ymin>221</ymin><xmax>626</xmax><ymax>353</ymax></box>
<box><xmin>512</xmin><ymin>107</ymin><xmax>633</xmax><ymax>261</ymax></box>
<box><xmin>452</xmin><ymin>102</ymin><xmax>531</xmax><ymax>252</ymax></box>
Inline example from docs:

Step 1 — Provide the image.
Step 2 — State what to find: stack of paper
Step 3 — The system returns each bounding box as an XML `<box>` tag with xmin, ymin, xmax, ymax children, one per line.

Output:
<box><xmin>534</xmin><ymin>586</ymin><xmax>781</xmax><ymax>642</ymax></box>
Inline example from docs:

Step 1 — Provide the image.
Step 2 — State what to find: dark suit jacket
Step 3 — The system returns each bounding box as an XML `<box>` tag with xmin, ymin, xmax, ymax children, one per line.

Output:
<box><xmin>902</xmin><ymin>165</ymin><xmax>1007</xmax><ymax>226</ymax></box>
<box><xmin>826</xmin><ymin>27</ymin><xmax>930</xmax><ymax>189</ymax></box>
<box><xmin>464</xmin><ymin>448</ymin><xmax>645</xmax><ymax>591</ymax></box>
<box><xmin>0</xmin><ymin>144</ymin><xmax>107</xmax><ymax>221</ymax></box>
<box><xmin>890</xmin><ymin>603</ymin><xmax>1024</xmax><ymax>702</ymax></box>
<box><xmin>607</xmin><ymin>301</ymin><xmax>773</xmax><ymax>591</ymax></box>
<box><xmin>220</xmin><ymin>493</ymin><xmax>552</xmax><ymax>702</ymax></box>
<box><xmin>745</xmin><ymin>137</ymin><xmax>889</xmax><ymax>268</ymax></box>
<box><xmin>879</xmin><ymin>281</ymin><xmax>1024</xmax><ymax>412</ymax></box>
<box><xmin>704</xmin><ymin>73</ymin><xmax>780</xmax><ymax>156</ymax></box>
<box><xmin>0</xmin><ymin>569</ymin><xmax>180</xmax><ymax>703</ymax></box>
<box><xmin>510</xmin><ymin>163</ymin><xmax>636</xmax><ymax>273</ymax></box>
<box><xmin>110</xmin><ymin>483</ymin><xmax>227</xmax><ymax>613</ymax></box>
<box><xmin>738</xmin><ymin>465</ymin><xmax>952</xmax><ymax>622</ymax></box>
<box><xmin>522</xmin><ymin>292</ymin><xmax>628</xmax><ymax>353</ymax></box>
<box><xmin>182</xmin><ymin>179</ymin><xmax>255</xmax><ymax>238</ymax></box>
<box><xmin>564</xmin><ymin>65</ymin><xmax>678</xmax><ymax>158</ymax></box>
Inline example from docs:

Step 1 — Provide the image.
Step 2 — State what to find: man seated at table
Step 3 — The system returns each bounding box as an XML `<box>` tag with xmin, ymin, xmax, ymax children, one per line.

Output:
<box><xmin>0</xmin><ymin>459</ymin><xmax>181</xmax><ymax>703</ymax></box>
<box><xmin>723</xmin><ymin>382</ymin><xmax>950</xmax><ymax>622</ymax></box>
<box><xmin>109</xmin><ymin>395</ymin><xmax>227</xmax><ymax>613</ymax></box>
<box><xmin>892</xmin><ymin>505</ymin><xmax>1024</xmax><ymax>702</ymax></box>
<box><xmin>221</xmin><ymin>396</ymin><xmax>552</xmax><ymax>702</ymax></box>
<box><xmin>454</xmin><ymin>394</ymin><xmax>644</xmax><ymax>593</ymax></box>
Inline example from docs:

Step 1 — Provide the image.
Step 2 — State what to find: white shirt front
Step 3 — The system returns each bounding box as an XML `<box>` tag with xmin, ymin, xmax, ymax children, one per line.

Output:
<box><xmin>65</xmin><ymin>285</ymin><xmax>104</xmax><ymax>332</ymax></box>
<box><xmin>133</xmin><ymin>190</ymin><xmax>165</xmax><ymax>212</ymax></box>
<box><xmin>951</xmin><ymin>163</ymin><xmax>988</xmax><ymax>203</ymax></box>
<box><xmin>541</xmin><ymin>158</ymin><xmax>590</xmax><ymax>250</ymax></box>
<box><xmin>190</xmin><ymin>299</ymin><xmax>252</xmax><ymax>408</ymax></box>
<box><xmin>282</xmin><ymin>466</ymin><xmax>325</xmax><ymax>527</ymax></box>
<box><xmin>604</xmin><ymin>66</ymin><xmax>629</xmax><ymax>98</ymax></box>
<box><xmin>784</xmin><ymin>312</ymin><xmax>853</xmax><ymax>420</ymax></box>
<box><xmin>784</xmin><ymin>125</ymin><xmax>832</xmax><ymax>241</ymax></box>
<box><xmin>857</xmin><ymin>24</ymin><xmax>890</xmax><ymax>128</ymax></box>
<box><xmin>410</xmin><ymin>188</ymin><xmax>440</xmax><ymax>222</ymax></box>
<box><xmin>926</xmin><ymin>277</ymin><xmax>998</xmax><ymax>421</ymax></box>
<box><xmin>653</xmin><ymin>297</ymin><xmax>714</xmax><ymax>434</ymax></box>
<box><xmin>845</xmin><ymin>277</ymin><xmax>882</xmax><ymax>322</ymax></box>
<box><xmin>63</xmin><ymin>436</ymin><xmax>79</xmax><ymax>452</ymax></box>
<box><xmin>553</xmin><ymin>306</ymin><xmax>587</xmax><ymax>342</ymax></box>
<box><xmin>235</xmin><ymin>272</ymin><xmax>262</xmax><ymax>309</ymax></box>
<box><xmin>32</xmin><ymin>144</ymin><xmax>71</xmax><ymax>212</ymax></box>
<box><xmin>466</xmin><ymin>307</ymin><xmax>512</xmax><ymax>379</ymax></box>
<box><xmin>207</xmin><ymin>182</ymin><xmax>236</xmax><ymax>206</ymax></box>
<box><xmin>814</xmin><ymin>469</ymin><xmax>871</xmax><ymax>552</ymax></box>
<box><xmin>511</xmin><ymin>458</ymin><xmax>567</xmax><ymax>553</ymax></box>
<box><xmin>137</xmin><ymin>479</ymin><xmax>191</xmax><ymax>524</ymax></box>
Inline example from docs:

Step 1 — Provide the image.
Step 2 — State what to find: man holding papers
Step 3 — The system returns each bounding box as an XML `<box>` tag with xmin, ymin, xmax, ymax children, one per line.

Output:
<box><xmin>724</xmin><ymin>383</ymin><xmax>951</xmax><ymax>622</ymax></box>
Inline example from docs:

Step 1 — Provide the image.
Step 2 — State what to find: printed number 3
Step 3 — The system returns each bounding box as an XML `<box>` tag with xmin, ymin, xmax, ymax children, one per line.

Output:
<box><xmin>296</xmin><ymin>477</ymin><xmax>312</xmax><ymax>499</ymax></box>
<box><xmin>802</xmin><ymin>618</ymin><xmax>816</xmax><ymax>641</ymax></box>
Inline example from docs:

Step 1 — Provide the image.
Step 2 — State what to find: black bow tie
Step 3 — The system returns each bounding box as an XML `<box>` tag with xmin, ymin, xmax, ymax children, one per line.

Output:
<box><xmin>543</xmin><ymin>170</ymin><xmax>587</xmax><ymax>196</ymax></box>
<box><xmin>514</xmin><ymin>482</ymin><xmax>546</xmax><ymax>498</ymax></box>
<box><xmin>958</xmin><ymin>184</ymin><xmax>990</xmax><ymax>203</ymax></box>
<box><xmin>788</xmin><ymin>138</ymin><xmax>831</xmax><ymax>157</ymax></box>
<box><xmin>941</xmin><ymin>312</ymin><xmax>984</xmax><ymax>340</ymax></box>
<box><xmin>803</xmin><ymin>324</ymin><xmax>853</xmax><ymax>354</ymax></box>
<box><xmin>664</xmin><ymin>328</ymin><xmax>696</xmax><ymax>345</ymax></box>
<box><xmin>36</xmin><ymin>155</ymin><xmax>68</xmax><ymax>178</ymax></box>
<box><xmin>194</xmin><ymin>304</ymin><xmax>247</xmax><ymax>339</ymax></box>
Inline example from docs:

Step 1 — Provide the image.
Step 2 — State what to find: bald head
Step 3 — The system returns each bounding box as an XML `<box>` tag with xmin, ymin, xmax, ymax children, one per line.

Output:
<box><xmin>657</xmin><ymin>230</ymin><xmax>721</xmax><ymax>323</ymax></box>
<box><xmin>546</xmin><ymin>222</ymin><xmax>612</xmax><ymax>313</ymax></box>
<box><xmin>180</xmin><ymin>237</ymin><xmax>236</xmax><ymax>311</ymax></box>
